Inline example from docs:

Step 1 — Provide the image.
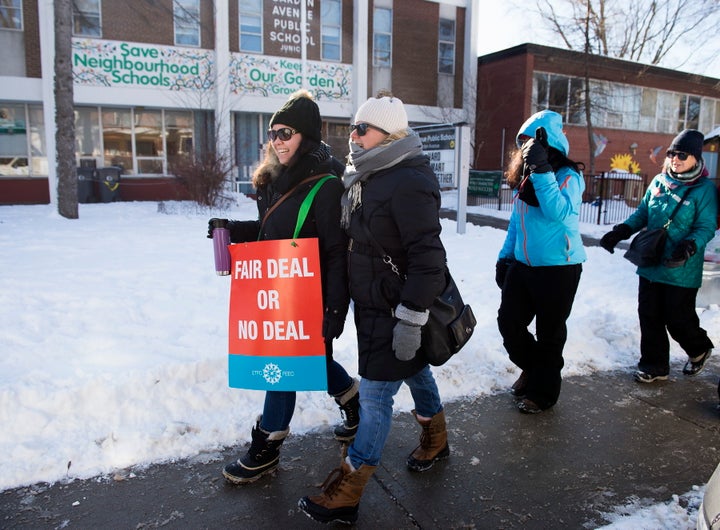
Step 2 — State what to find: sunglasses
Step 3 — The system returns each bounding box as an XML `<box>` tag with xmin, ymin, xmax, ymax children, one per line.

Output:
<box><xmin>267</xmin><ymin>127</ymin><xmax>298</xmax><ymax>142</ymax></box>
<box><xmin>349</xmin><ymin>123</ymin><xmax>389</xmax><ymax>136</ymax></box>
<box><xmin>666</xmin><ymin>150</ymin><xmax>690</xmax><ymax>161</ymax></box>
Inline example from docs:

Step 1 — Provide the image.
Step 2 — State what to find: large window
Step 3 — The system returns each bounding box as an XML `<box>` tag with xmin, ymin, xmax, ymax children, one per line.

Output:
<box><xmin>656</xmin><ymin>91</ymin><xmax>680</xmax><ymax>134</ymax></box>
<box><xmin>75</xmin><ymin>107</ymin><xmax>194</xmax><ymax>176</ymax></box>
<box><xmin>0</xmin><ymin>103</ymin><xmax>45</xmax><ymax>176</ymax></box>
<box><xmin>534</xmin><ymin>73</ymin><xmax>584</xmax><ymax>124</ymax></box>
<box><xmin>534</xmin><ymin>71</ymin><xmax>720</xmax><ymax>133</ymax></box>
<box><xmin>134</xmin><ymin>110</ymin><xmax>163</xmax><ymax>174</ymax></box>
<box><xmin>75</xmin><ymin>107</ymin><xmax>101</xmax><ymax>164</ymax></box>
<box><xmin>373</xmin><ymin>8</ymin><xmax>392</xmax><ymax>67</ymax></box>
<box><xmin>174</xmin><ymin>0</ymin><xmax>200</xmax><ymax>47</ymax></box>
<box><xmin>590</xmin><ymin>82</ymin><xmax>641</xmax><ymax>130</ymax></box>
<box><xmin>0</xmin><ymin>104</ymin><xmax>28</xmax><ymax>175</ymax></box>
<box><xmin>73</xmin><ymin>0</ymin><xmax>101</xmax><ymax>37</ymax></box>
<box><xmin>0</xmin><ymin>0</ymin><xmax>22</xmax><ymax>30</ymax></box>
<box><xmin>679</xmin><ymin>95</ymin><xmax>701</xmax><ymax>131</ymax></box>
<box><xmin>321</xmin><ymin>0</ymin><xmax>341</xmax><ymax>61</ymax></box>
<box><xmin>438</xmin><ymin>18</ymin><xmax>455</xmax><ymax>75</ymax></box>
<box><xmin>239</xmin><ymin>0</ymin><xmax>262</xmax><ymax>53</ymax></box>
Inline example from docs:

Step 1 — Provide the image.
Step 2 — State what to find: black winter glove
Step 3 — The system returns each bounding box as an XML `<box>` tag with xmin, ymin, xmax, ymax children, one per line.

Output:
<box><xmin>665</xmin><ymin>239</ymin><xmax>697</xmax><ymax>268</ymax></box>
<box><xmin>208</xmin><ymin>218</ymin><xmax>259</xmax><ymax>243</ymax></box>
<box><xmin>495</xmin><ymin>258</ymin><xmax>515</xmax><ymax>289</ymax></box>
<box><xmin>600</xmin><ymin>223</ymin><xmax>633</xmax><ymax>254</ymax></box>
<box><xmin>207</xmin><ymin>218</ymin><xmax>227</xmax><ymax>238</ymax></box>
<box><xmin>521</xmin><ymin>127</ymin><xmax>552</xmax><ymax>175</ymax></box>
<box><xmin>322</xmin><ymin>308</ymin><xmax>346</xmax><ymax>340</ymax></box>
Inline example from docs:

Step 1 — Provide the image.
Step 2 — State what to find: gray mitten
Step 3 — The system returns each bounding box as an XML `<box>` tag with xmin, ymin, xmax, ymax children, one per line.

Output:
<box><xmin>392</xmin><ymin>304</ymin><xmax>429</xmax><ymax>361</ymax></box>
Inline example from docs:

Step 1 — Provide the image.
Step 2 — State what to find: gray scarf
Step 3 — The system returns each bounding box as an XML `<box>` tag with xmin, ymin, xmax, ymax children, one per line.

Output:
<box><xmin>668</xmin><ymin>158</ymin><xmax>705</xmax><ymax>183</ymax></box>
<box><xmin>341</xmin><ymin>131</ymin><xmax>424</xmax><ymax>227</ymax></box>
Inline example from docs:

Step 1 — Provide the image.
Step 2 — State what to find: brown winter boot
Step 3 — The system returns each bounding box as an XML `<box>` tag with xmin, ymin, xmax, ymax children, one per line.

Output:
<box><xmin>297</xmin><ymin>457</ymin><xmax>376</xmax><ymax>524</ymax></box>
<box><xmin>333</xmin><ymin>378</ymin><xmax>360</xmax><ymax>442</ymax></box>
<box><xmin>222</xmin><ymin>416</ymin><xmax>289</xmax><ymax>484</ymax></box>
<box><xmin>406</xmin><ymin>409</ymin><xmax>450</xmax><ymax>472</ymax></box>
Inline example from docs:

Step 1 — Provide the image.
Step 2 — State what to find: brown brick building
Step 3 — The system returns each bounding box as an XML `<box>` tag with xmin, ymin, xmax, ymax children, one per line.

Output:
<box><xmin>475</xmin><ymin>43</ymin><xmax>720</xmax><ymax>180</ymax></box>
<box><xmin>0</xmin><ymin>0</ymin><xmax>476</xmax><ymax>204</ymax></box>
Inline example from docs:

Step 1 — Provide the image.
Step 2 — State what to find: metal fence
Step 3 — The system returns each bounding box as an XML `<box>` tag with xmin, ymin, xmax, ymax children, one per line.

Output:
<box><xmin>467</xmin><ymin>172</ymin><xmax>652</xmax><ymax>225</ymax></box>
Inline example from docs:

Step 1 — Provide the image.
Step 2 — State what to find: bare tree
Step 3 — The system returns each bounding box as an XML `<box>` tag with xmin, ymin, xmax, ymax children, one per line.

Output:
<box><xmin>536</xmin><ymin>0</ymin><xmax>720</xmax><ymax>67</ymax></box>
<box><xmin>166</xmin><ymin>3</ymin><xmax>236</xmax><ymax>209</ymax></box>
<box><xmin>417</xmin><ymin>75</ymin><xmax>480</xmax><ymax>166</ymax></box>
<box><xmin>55</xmin><ymin>0</ymin><xmax>77</xmax><ymax>219</ymax></box>
<box><xmin>581</xmin><ymin>2</ymin><xmax>597</xmax><ymax>174</ymax></box>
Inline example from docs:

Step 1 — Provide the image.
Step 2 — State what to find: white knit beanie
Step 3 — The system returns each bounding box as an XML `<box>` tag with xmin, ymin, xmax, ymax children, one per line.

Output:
<box><xmin>354</xmin><ymin>95</ymin><xmax>408</xmax><ymax>134</ymax></box>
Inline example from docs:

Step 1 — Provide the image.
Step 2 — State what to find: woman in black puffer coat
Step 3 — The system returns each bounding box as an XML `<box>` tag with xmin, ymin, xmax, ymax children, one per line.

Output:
<box><xmin>208</xmin><ymin>90</ymin><xmax>359</xmax><ymax>485</ymax></box>
<box><xmin>299</xmin><ymin>94</ymin><xmax>449</xmax><ymax>525</ymax></box>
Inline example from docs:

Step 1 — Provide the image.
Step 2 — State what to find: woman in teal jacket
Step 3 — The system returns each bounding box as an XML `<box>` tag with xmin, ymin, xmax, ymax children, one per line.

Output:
<box><xmin>601</xmin><ymin>129</ymin><xmax>717</xmax><ymax>383</ymax></box>
<box><xmin>495</xmin><ymin>110</ymin><xmax>587</xmax><ymax>414</ymax></box>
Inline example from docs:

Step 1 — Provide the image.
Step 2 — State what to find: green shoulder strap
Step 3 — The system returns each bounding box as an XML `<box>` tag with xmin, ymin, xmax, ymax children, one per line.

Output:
<box><xmin>292</xmin><ymin>175</ymin><xmax>337</xmax><ymax>241</ymax></box>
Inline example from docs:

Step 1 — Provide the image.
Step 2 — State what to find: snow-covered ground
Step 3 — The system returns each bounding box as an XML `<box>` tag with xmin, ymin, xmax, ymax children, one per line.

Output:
<box><xmin>1</xmin><ymin>192</ymin><xmax>717</xmax><ymax>528</ymax></box>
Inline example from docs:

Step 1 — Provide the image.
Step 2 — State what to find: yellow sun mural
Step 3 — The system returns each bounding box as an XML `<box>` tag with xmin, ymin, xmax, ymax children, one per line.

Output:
<box><xmin>610</xmin><ymin>153</ymin><xmax>641</xmax><ymax>174</ymax></box>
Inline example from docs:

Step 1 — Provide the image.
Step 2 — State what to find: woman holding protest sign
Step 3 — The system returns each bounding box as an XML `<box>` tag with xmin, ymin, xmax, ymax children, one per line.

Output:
<box><xmin>207</xmin><ymin>89</ymin><xmax>359</xmax><ymax>484</ymax></box>
<box><xmin>298</xmin><ymin>93</ymin><xmax>450</xmax><ymax>525</ymax></box>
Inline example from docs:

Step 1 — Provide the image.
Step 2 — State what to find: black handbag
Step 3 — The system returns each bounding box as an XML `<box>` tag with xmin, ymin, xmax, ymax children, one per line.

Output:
<box><xmin>623</xmin><ymin>188</ymin><xmax>689</xmax><ymax>268</ymax></box>
<box><xmin>421</xmin><ymin>270</ymin><xmax>477</xmax><ymax>366</ymax></box>
<box><xmin>623</xmin><ymin>228</ymin><xmax>668</xmax><ymax>267</ymax></box>
<box><xmin>360</xmin><ymin>221</ymin><xmax>476</xmax><ymax>366</ymax></box>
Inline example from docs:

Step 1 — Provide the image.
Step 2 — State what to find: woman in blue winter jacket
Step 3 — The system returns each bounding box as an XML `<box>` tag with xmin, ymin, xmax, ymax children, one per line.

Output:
<box><xmin>600</xmin><ymin>129</ymin><xmax>717</xmax><ymax>383</ymax></box>
<box><xmin>495</xmin><ymin>110</ymin><xmax>587</xmax><ymax>414</ymax></box>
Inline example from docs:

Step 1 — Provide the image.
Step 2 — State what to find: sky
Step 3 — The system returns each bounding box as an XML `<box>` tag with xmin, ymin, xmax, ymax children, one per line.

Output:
<box><xmin>477</xmin><ymin>3</ymin><xmax>720</xmax><ymax>80</ymax></box>
<box><xmin>1</xmin><ymin>193</ymin><xmax>719</xmax><ymax>528</ymax></box>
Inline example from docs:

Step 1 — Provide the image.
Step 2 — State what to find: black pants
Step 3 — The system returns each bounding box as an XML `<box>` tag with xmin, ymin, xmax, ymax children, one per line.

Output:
<box><xmin>637</xmin><ymin>277</ymin><xmax>714</xmax><ymax>376</ymax></box>
<box><xmin>497</xmin><ymin>262</ymin><xmax>582</xmax><ymax>409</ymax></box>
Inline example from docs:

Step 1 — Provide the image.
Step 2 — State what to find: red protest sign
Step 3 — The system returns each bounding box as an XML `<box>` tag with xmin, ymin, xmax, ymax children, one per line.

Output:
<box><xmin>227</xmin><ymin>238</ymin><xmax>325</xmax><ymax>358</ymax></box>
<box><xmin>226</xmin><ymin>238</ymin><xmax>327</xmax><ymax>391</ymax></box>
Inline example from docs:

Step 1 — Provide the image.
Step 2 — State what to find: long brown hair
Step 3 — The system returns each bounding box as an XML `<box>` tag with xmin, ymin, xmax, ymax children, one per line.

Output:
<box><xmin>505</xmin><ymin>148</ymin><xmax>525</xmax><ymax>189</ymax></box>
<box><xmin>252</xmin><ymin>136</ymin><xmax>318</xmax><ymax>188</ymax></box>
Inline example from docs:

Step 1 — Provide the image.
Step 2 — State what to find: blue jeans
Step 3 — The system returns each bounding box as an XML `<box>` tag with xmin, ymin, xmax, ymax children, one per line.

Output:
<box><xmin>347</xmin><ymin>365</ymin><xmax>442</xmax><ymax>469</ymax></box>
<box><xmin>260</xmin><ymin>342</ymin><xmax>353</xmax><ymax>432</ymax></box>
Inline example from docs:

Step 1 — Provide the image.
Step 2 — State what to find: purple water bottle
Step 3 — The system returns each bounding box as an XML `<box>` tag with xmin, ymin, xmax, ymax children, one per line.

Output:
<box><xmin>211</xmin><ymin>218</ymin><xmax>231</xmax><ymax>276</ymax></box>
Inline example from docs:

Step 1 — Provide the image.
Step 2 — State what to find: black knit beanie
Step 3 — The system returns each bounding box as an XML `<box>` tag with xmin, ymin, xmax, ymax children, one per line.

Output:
<box><xmin>269</xmin><ymin>89</ymin><xmax>322</xmax><ymax>143</ymax></box>
<box><xmin>669</xmin><ymin>129</ymin><xmax>704</xmax><ymax>160</ymax></box>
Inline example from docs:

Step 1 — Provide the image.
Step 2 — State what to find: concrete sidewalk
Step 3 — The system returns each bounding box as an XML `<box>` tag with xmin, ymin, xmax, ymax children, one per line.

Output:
<box><xmin>2</xmin><ymin>365</ymin><xmax>719</xmax><ymax>529</ymax></box>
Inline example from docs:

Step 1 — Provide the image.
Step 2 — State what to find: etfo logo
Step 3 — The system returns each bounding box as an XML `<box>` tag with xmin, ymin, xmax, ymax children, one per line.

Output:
<box><xmin>260</xmin><ymin>363</ymin><xmax>295</xmax><ymax>384</ymax></box>
<box><xmin>262</xmin><ymin>363</ymin><xmax>282</xmax><ymax>384</ymax></box>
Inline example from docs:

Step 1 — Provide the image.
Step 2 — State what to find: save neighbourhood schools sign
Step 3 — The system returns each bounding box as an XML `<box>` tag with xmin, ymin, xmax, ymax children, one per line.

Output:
<box><xmin>72</xmin><ymin>38</ymin><xmax>215</xmax><ymax>90</ymax></box>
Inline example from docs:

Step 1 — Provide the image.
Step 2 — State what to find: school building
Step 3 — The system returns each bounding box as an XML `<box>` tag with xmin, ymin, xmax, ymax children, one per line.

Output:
<box><xmin>0</xmin><ymin>0</ymin><xmax>477</xmax><ymax>204</ymax></box>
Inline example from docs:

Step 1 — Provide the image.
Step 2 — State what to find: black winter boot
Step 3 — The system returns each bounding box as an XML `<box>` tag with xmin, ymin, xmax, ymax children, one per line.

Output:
<box><xmin>333</xmin><ymin>378</ymin><xmax>360</xmax><ymax>442</ymax></box>
<box><xmin>223</xmin><ymin>416</ymin><xmax>289</xmax><ymax>484</ymax></box>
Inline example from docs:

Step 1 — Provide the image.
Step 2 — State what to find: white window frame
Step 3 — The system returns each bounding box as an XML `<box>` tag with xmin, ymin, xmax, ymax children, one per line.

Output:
<box><xmin>321</xmin><ymin>0</ymin><xmax>341</xmax><ymax>62</ymax></box>
<box><xmin>0</xmin><ymin>0</ymin><xmax>23</xmax><ymax>30</ymax></box>
<box><xmin>373</xmin><ymin>7</ymin><xmax>392</xmax><ymax>68</ymax></box>
<box><xmin>239</xmin><ymin>0</ymin><xmax>263</xmax><ymax>53</ymax></box>
<box><xmin>174</xmin><ymin>0</ymin><xmax>201</xmax><ymax>47</ymax></box>
<box><xmin>73</xmin><ymin>0</ymin><xmax>102</xmax><ymax>38</ymax></box>
<box><xmin>438</xmin><ymin>18</ymin><xmax>455</xmax><ymax>75</ymax></box>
